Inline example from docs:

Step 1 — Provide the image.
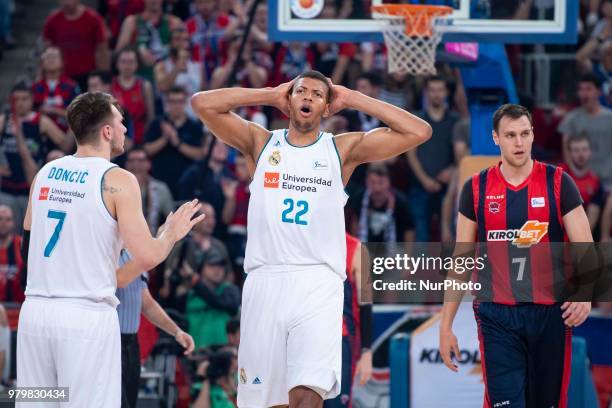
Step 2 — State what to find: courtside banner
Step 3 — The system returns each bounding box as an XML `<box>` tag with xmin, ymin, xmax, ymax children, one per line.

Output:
<box><xmin>410</xmin><ymin>303</ymin><xmax>484</xmax><ymax>408</ymax></box>
<box><xmin>360</xmin><ymin>242</ymin><xmax>612</xmax><ymax>304</ymax></box>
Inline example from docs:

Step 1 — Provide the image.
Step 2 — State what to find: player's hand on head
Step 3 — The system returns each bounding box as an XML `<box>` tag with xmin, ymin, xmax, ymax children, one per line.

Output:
<box><xmin>439</xmin><ymin>330</ymin><xmax>460</xmax><ymax>372</ymax></box>
<box><xmin>561</xmin><ymin>301</ymin><xmax>591</xmax><ymax>327</ymax></box>
<box><xmin>162</xmin><ymin>199</ymin><xmax>206</xmax><ymax>242</ymax></box>
<box><xmin>328</xmin><ymin>83</ymin><xmax>351</xmax><ymax>116</ymax></box>
<box><xmin>272</xmin><ymin>79</ymin><xmax>295</xmax><ymax>117</ymax></box>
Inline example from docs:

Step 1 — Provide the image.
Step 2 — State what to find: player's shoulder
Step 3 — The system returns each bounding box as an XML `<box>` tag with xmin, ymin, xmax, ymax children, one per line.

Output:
<box><xmin>45</xmin><ymin>8</ymin><xmax>64</xmax><ymax>23</ymax></box>
<box><xmin>103</xmin><ymin>166</ymin><xmax>137</xmax><ymax>186</ymax></box>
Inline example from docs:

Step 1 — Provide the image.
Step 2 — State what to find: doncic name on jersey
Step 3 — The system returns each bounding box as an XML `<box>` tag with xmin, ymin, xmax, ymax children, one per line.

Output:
<box><xmin>263</xmin><ymin>172</ymin><xmax>332</xmax><ymax>192</ymax></box>
<box><xmin>38</xmin><ymin>166</ymin><xmax>88</xmax><ymax>204</ymax></box>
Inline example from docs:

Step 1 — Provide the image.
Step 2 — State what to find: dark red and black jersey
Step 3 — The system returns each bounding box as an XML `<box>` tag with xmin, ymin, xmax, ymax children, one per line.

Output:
<box><xmin>560</xmin><ymin>163</ymin><xmax>605</xmax><ymax>208</ymax></box>
<box><xmin>459</xmin><ymin>161</ymin><xmax>583</xmax><ymax>305</ymax></box>
<box><xmin>31</xmin><ymin>76</ymin><xmax>79</xmax><ymax>131</ymax></box>
<box><xmin>0</xmin><ymin>235</ymin><xmax>25</xmax><ymax>303</ymax></box>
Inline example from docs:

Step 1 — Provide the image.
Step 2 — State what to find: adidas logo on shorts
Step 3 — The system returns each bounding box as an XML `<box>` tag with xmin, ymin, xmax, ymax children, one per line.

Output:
<box><xmin>252</xmin><ymin>377</ymin><xmax>262</xmax><ymax>385</ymax></box>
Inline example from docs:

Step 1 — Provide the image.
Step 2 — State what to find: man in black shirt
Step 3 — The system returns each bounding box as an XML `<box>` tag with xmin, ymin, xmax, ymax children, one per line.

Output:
<box><xmin>407</xmin><ymin>76</ymin><xmax>458</xmax><ymax>241</ymax></box>
<box><xmin>348</xmin><ymin>163</ymin><xmax>414</xmax><ymax>243</ymax></box>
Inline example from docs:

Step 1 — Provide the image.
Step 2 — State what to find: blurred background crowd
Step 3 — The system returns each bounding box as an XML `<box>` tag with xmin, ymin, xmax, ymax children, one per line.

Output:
<box><xmin>0</xmin><ymin>0</ymin><xmax>611</xmax><ymax>406</ymax></box>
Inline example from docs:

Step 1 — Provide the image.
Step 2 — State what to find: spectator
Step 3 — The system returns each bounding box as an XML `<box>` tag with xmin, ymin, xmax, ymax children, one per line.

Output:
<box><xmin>144</xmin><ymin>86</ymin><xmax>207</xmax><ymax>197</ymax></box>
<box><xmin>347</xmin><ymin>163</ymin><xmax>415</xmax><ymax>243</ymax></box>
<box><xmin>154</xmin><ymin>27</ymin><xmax>205</xmax><ymax>119</ymax></box>
<box><xmin>341</xmin><ymin>72</ymin><xmax>383</xmax><ymax>132</ymax></box>
<box><xmin>45</xmin><ymin>149</ymin><xmax>65</xmax><ymax>163</ymax></box>
<box><xmin>186</xmin><ymin>249</ymin><xmax>240</xmax><ymax>349</ymax></box>
<box><xmin>185</xmin><ymin>0</ymin><xmax>238</xmax><ymax>80</ymax></box>
<box><xmin>558</xmin><ymin>73</ymin><xmax>612</xmax><ymax>189</ymax></box>
<box><xmin>192</xmin><ymin>350</ymin><xmax>238</xmax><ymax>408</ymax></box>
<box><xmin>125</xmin><ymin>147</ymin><xmax>175</xmax><ymax>235</ymax></box>
<box><xmin>0</xmin><ymin>205</ymin><xmax>24</xmax><ymax>303</ymax></box>
<box><xmin>601</xmin><ymin>193</ymin><xmax>612</xmax><ymax>241</ymax></box>
<box><xmin>0</xmin><ymin>0</ymin><xmax>14</xmax><ymax>53</ymax></box>
<box><xmin>87</xmin><ymin>69</ymin><xmax>112</xmax><ymax>93</ymax></box>
<box><xmin>379</xmin><ymin>72</ymin><xmax>414</xmax><ymax>110</ymax></box>
<box><xmin>43</xmin><ymin>0</ymin><xmax>109</xmax><ymax>90</ymax></box>
<box><xmin>561</xmin><ymin>134</ymin><xmax>606</xmax><ymax>232</ymax></box>
<box><xmin>593</xmin><ymin>40</ymin><xmax>612</xmax><ymax>107</ymax></box>
<box><xmin>407</xmin><ymin>75</ymin><xmax>458</xmax><ymax>241</ymax></box>
<box><xmin>225</xmin><ymin>318</ymin><xmax>240</xmax><ymax>349</ymax></box>
<box><xmin>210</xmin><ymin>35</ymin><xmax>271</xmax><ymax>90</ymax></box>
<box><xmin>271</xmin><ymin>42</ymin><xmax>314</xmax><ymax>87</ymax></box>
<box><xmin>115</xmin><ymin>0</ymin><xmax>183</xmax><ymax>82</ymax></box>
<box><xmin>111</xmin><ymin>47</ymin><xmax>155</xmax><ymax>146</ymax></box>
<box><xmin>309</xmin><ymin>4</ymin><xmax>356</xmax><ymax>85</ymax></box>
<box><xmin>31</xmin><ymin>46</ymin><xmax>80</xmax><ymax>132</ymax></box>
<box><xmin>98</xmin><ymin>0</ymin><xmax>145</xmax><ymax>46</ymax></box>
<box><xmin>160</xmin><ymin>203</ymin><xmax>231</xmax><ymax>311</ymax></box>
<box><xmin>221</xmin><ymin>153</ymin><xmax>250</xmax><ymax>266</ymax></box>
<box><xmin>0</xmin><ymin>304</ymin><xmax>8</xmax><ymax>385</ymax></box>
<box><xmin>88</xmin><ymin>70</ymin><xmax>136</xmax><ymax>143</ymax></box>
<box><xmin>249</xmin><ymin>2</ymin><xmax>272</xmax><ymax>53</ymax></box>
<box><xmin>0</xmin><ymin>83</ymin><xmax>71</xmax><ymax>225</ymax></box>
<box><xmin>577</xmin><ymin>0</ymin><xmax>612</xmax><ymax>68</ymax></box>
<box><xmin>178</xmin><ymin>140</ymin><xmax>234</xmax><ymax>231</ymax></box>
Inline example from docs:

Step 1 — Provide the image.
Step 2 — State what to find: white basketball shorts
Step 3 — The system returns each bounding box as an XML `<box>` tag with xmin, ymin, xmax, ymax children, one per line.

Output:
<box><xmin>17</xmin><ymin>296</ymin><xmax>121</xmax><ymax>408</ymax></box>
<box><xmin>237</xmin><ymin>267</ymin><xmax>344</xmax><ymax>408</ymax></box>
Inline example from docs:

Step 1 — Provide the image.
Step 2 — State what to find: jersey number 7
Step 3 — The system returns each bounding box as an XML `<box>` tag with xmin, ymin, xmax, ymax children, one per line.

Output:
<box><xmin>44</xmin><ymin>210</ymin><xmax>66</xmax><ymax>257</ymax></box>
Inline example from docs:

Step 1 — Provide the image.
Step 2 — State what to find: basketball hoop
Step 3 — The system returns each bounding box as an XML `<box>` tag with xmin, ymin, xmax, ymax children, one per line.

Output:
<box><xmin>371</xmin><ymin>4</ymin><xmax>453</xmax><ymax>76</ymax></box>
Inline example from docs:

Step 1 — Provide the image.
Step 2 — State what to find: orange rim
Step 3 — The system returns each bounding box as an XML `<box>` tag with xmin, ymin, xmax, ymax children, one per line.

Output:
<box><xmin>371</xmin><ymin>4</ymin><xmax>453</xmax><ymax>37</ymax></box>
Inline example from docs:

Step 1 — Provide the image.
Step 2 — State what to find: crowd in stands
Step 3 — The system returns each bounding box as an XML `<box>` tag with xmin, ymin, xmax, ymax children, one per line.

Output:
<box><xmin>0</xmin><ymin>0</ymin><xmax>611</xmax><ymax>405</ymax></box>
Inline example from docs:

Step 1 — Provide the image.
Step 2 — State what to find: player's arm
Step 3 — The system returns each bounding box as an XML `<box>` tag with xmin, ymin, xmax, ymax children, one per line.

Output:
<box><xmin>103</xmin><ymin>168</ymin><xmax>205</xmax><ymax>271</ymax></box>
<box><xmin>20</xmin><ymin>173</ymin><xmax>38</xmax><ymax>266</ymax></box>
<box><xmin>332</xmin><ymin>85</ymin><xmax>432</xmax><ymax>180</ymax></box>
<box><xmin>559</xmin><ymin>172</ymin><xmax>594</xmax><ymax>327</ymax></box>
<box><xmin>439</xmin><ymin>178</ymin><xmax>477</xmax><ymax>372</ymax></box>
<box><xmin>190</xmin><ymin>82</ymin><xmax>290</xmax><ymax>161</ymax></box>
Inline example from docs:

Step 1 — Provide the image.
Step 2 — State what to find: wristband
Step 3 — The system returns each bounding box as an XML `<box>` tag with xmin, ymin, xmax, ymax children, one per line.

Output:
<box><xmin>359</xmin><ymin>304</ymin><xmax>373</xmax><ymax>349</ymax></box>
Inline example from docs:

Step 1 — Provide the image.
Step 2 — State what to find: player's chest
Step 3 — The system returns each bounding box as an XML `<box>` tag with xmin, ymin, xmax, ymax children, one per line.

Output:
<box><xmin>482</xmin><ymin>184</ymin><xmax>553</xmax><ymax>230</ymax></box>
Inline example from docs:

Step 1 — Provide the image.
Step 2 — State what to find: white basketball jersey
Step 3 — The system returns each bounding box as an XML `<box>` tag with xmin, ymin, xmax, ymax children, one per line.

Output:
<box><xmin>25</xmin><ymin>156</ymin><xmax>123</xmax><ymax>306</ymax></box>
<box><xmin>244</xmin><ymin>129</ymin><xmax>348</xmax><ymax>279</ymax></box>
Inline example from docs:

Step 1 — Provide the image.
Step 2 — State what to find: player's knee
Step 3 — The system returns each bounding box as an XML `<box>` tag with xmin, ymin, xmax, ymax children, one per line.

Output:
<box><xmin>289</xmin><ymin>386</ymin><xmax>324</xmax><ymax>408</ymax></box>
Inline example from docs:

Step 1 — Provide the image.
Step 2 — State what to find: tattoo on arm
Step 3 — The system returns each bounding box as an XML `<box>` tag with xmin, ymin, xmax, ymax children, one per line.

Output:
<box><xmin>102</xmin><ymin>179</ymin><xmax>121</xmax><ymax>194</ymax></box>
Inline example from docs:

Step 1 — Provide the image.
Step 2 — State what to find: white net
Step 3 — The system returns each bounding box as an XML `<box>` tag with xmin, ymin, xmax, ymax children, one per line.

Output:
<box><xmin>373</xmin><ymin>8</ymin><xmax>450</xmax><ymax>76</ymax></box>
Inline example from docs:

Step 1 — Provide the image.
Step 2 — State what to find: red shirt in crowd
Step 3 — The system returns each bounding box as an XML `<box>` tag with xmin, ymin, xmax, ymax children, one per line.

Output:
<box><xmin>111</xmin><ymin>78</ymin><xmax>148</xmax><ymax>145</ymax></box>
<box><xmin>43</xmin><ymin>7</ymin><xmax>107</xmax><ymax>78</ymax></box>
<box><xmin>560</xmin><ymin>164</ymin><xmax>605</xmax><ymax>207</ymax></box>
<box><xmin>31</xmin><ymin>75</ymin><xmax>80</xmax><ymax>131</ymax></box>
<box><xmin>0</xmin><ymin>235</ymin><xmax>25</xmax><ymax>303</ymax></box>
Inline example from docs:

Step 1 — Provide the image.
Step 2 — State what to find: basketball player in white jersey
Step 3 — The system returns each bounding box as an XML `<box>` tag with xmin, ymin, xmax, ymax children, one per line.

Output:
<box><xmin>17</xmin><ymin>92</ymin><xmax>205</xmax><ymax>407</ymax></box>
<box><xmin>191</xmin><ymin>70</ymin><xmax>432</xmax><ymax>408</ymax></box>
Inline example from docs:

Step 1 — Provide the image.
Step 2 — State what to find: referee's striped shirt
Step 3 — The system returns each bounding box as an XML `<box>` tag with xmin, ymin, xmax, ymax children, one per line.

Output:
<box><xmin>116</xmin><ymin>249</ymin><xmax>147</xmax><ymax>334</ymax></box>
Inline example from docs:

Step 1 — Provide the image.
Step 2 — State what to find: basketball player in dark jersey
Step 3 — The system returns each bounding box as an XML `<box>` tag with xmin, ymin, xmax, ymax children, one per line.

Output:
<box><xmin>439</xmin><ymin>104</ymin><xmax>592</xmax><ymax>408</ymax></box>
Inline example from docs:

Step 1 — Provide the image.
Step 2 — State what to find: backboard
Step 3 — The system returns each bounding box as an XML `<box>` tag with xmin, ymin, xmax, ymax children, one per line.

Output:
<box><xmin>269</xmin><ymin>0</ymin><xmax>578</xmax><ymax>44</ymax></box>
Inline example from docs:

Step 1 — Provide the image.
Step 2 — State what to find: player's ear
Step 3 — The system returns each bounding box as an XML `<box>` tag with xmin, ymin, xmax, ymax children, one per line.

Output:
<box><xmin>323</xmin><ymin>104</ymin><xmax>330</xmax><ymax>118</ymax></box>
<box><xmin>492</xmin><ymin>130</ymin><xmax>499</xmax><ymax>146</ymax></box>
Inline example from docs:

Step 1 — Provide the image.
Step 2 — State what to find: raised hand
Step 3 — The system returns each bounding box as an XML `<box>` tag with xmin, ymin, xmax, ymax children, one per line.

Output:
<box><xmin>328</xmin><ymin>83</ymin><xmax>352</xmax><ymax>116</ymax></box>
<box><xmin>272</xmin><ymin>79</ymin><xmax>295</xmax><ymax>117</ymax></box>
<box><xmin>162</xmin><ymin>199</ymin><xmax>206</xmax><ymax>242</ymax></box>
